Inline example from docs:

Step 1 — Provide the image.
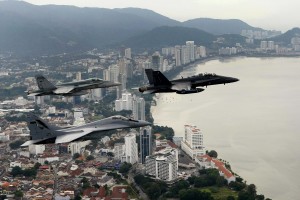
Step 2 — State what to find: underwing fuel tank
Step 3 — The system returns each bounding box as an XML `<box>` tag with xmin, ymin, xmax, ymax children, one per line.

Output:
<box><xmin>175</xmin><ymin>88</ymin><xmax>204</xmax><ymax>94</ymax></box>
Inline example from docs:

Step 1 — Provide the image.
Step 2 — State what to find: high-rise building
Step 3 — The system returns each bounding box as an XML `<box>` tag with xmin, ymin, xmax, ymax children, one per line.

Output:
<box><xmin>68</xmin><ymin>141</ymin><xmax>91</xmax><ymax>156</ymax></box>
<box><xmin>186</xmin><ymin>41</ymin><xmax>195</xmax><ymax>62</ymax></box>
<box><xmin>125</xmin><ymin>48</ymin><xmax>132</xmax><ymax>59</ymax></box>
<box><xmin>114</xmin><ymin>143</ymin><xmax>125</xmax><ymax>161</ymax></box>
<box><xmin>175</xmin><ymin>46</ymin><xmax>181</xmax><ymax>66</ymax></box>
<box><xmin>91</xmin><ymin>88</ymin><xmax>103</xmax><ymax>101</ymax></box>
<box><xmin>36</xmin><ymin>96</ymin><xmax>44</xmax><ymax>105</ymax></box>
<box><xmin>140</xmin><ymin>126</ymin><xmax>152</xmax><ymax>164</ymax></box>
<box><xmin>181</xmin><ymin>125</ymin><xmax>205</xmax><ymax>159</ymax></box>
<box><xmin>29</xmin><ymin>144</ymin><xmax>45</xmax><ymax>155</ymax></box>
<box><xmin>76</xmin><ymin>72</ymin><xmax>82</xmax><ymax>81</ymax></box>
<box><xmin>197</xmin><ymin>46</ymin><xmax>207</xmax><ymax>58</ymax></box>
<box><xmin>260</xmin><ymin>41</ymin><xmax>268</xmax><ymax>49</ymax></box>
<box><xmin>181</xmin><ymin>45</ymin><xmax>189</xmax><ymax>65</ymax></box>
<box><xmin>268</xmin><ymin>41</ymin><xmax>275</xmax><ymax>50</ymax></box>
<box><xmin>108</xmin><ymin>65</ymin><xmax>120</xmax><ymax>83</ymax></box>
<box><xmin>132</xmin><ymin>96</ymin><xmax>145</xmax><ymax>120</ymax></box>
<box><xmin>115</xmin><ymin>92</ymin><xmax>133</xmax><ymax>111</ymax></box>
<box><xmin>151</xmin><ymin>52</ymin><xmax>161</xmax><ymax>71</ymax></box>
<box><xmin>124</xmin><ymin>132</ymin><xmax>138</xmax><ymax>164</ymax></box>
<box><xmin>145</xmin><ymin>148</ymin><xmax>178</xmax><ymax>182</ymax></box>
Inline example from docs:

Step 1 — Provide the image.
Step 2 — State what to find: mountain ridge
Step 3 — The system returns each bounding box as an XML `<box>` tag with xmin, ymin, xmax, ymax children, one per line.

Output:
<box><xmin>0</xmin><ymin>1</ymin><xmax>296</xmax><ymax>57</ymax></box>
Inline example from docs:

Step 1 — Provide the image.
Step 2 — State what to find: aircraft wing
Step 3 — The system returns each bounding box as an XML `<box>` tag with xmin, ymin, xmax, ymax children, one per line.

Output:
<box><xmin>28</xmin><ymin>92</ymin><xmax>43</xmax><ymax>96</ymax></box>
<box><xmin>55</xmin><ymin>128</ymin><xmax>93</xmax><ymax>144</ymax></box>
<box><xmin>55</xmin><ymin>124</ymin><xmax>128</xmax><ymax>144</ymax></box>
<box><xmin>53</xmin><ymin>86</ymin><xmax>75</xmax><ymax>94</ymax></box>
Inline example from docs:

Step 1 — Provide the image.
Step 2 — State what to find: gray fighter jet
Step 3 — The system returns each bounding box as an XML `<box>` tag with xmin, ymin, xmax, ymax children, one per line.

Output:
<box><xmin>27</xmin><ymin>75</ymin><xmax>121</xmax><ymax>96</ymax></box>
<box><xmin>139</xmin><ymin>69</ymin><xmax>239</xmax><ymax>94</ymax></box>
<box><xmin>21</xmin><ymin>113</ymin><xmax>151</xmax><ymax>146</ymax></box>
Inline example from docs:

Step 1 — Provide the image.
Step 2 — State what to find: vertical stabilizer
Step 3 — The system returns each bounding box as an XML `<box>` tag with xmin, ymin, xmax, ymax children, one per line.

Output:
<box><xmin>35</xmin><ymin>75</ymin><xmax>57</xmax><ymax>90</ymax></box>
<box><xmin>145</xmin><ymin>69</ymin><xmax>171</xmax><ymax>86</ymax></box>
<box><xmin>27</xmin><ymin>113</ymin><xmax>58</xmax><ymax>140</ymax></box>
<box><xmin>145</xmin><ymin>69</ymin><xmax>154</xmax><ymax>85</ymax></box>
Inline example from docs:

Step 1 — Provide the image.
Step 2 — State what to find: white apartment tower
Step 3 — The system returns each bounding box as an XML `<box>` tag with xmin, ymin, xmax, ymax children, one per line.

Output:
<box><xmin>133</xmin><ymin>97</ymin><xmax>145</xmax><ymax>121</ymax></box>
<box><xmin>175</xmin><ymin>46</ymin><xmax>181</xmax><ymax>66</ymax></box>
<box><xmin>115</xmin><ymin>92</ymin><xmax>133</xmax><ymax>111</ymax></box>
<box><xmin>181</xmin><ymin>45</ymin><xmax>189</xmax><ymax>65</ymax></box>
<box><xmin>114</xmin><ymin>143</ymin><xmax>125</xmax><ymax>161</ymax></box>
<box><xmin>76</xmin><ymin>72</ymin><xmax>82</xmax><ymax>81</ymax></box>
<box><xmin>181</xmin><ymin>125</ymin><xmax>205</xmax><ymax>159</ymax></box>
<box><xmin>108</xmin><ymin>65</ymin><xmax>120</xmax><ymax>83</ymax></box>
<box><xmin>260</xmin><ymin>41</ymin><xmax>268</xmax><ymax>49</ymax></box>
<box><xmin>124</xmin><ymin>132</ymin><xmax>138</xmax><ymax>164</ymax></box>
<box><xmin>125</xmin><ymin>48</ymin><xmax>132</xmax><ymax>59</ymax></box>
<box><xmin>186</xmin><ymin>41</ymin><xmax>195</xmax><ymax>62</ymax></box>
<box><xmin>145</xmin><ymin>149</ymin><xmax>178</xmax><ymax>182</ymax></box>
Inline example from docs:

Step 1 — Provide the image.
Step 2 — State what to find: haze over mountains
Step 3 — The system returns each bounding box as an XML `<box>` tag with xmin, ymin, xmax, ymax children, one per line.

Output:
<box><xmin>0</xmin><ymin>1</ymin><xmax>299</xmax><ymax>57</ymax></box>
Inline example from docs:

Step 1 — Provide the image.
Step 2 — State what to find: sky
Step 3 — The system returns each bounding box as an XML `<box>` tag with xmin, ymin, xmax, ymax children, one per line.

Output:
<box><xmin>21</xmin><ymin>0</ymin><xmax>300</xmax><ymax>32</ymax></box>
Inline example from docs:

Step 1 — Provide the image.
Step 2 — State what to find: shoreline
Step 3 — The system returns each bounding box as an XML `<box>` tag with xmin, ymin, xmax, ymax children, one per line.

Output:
<box><xmin>149</xmin><ymin>56</ymin><xmax>300</xmax><ymax>199</ymax></box>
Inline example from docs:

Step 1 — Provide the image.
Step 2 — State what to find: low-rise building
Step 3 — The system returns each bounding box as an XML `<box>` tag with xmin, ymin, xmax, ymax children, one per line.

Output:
<box><xmin>195</xmin><ymin>154</ymin><xmax>236</xmax><ymax>183</ymax></box>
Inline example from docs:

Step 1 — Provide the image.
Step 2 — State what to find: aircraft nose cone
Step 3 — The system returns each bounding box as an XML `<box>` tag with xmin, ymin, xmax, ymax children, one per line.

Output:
<box><xmin>232</xmin><ymin>78</ymin><xmax>239</xmax><ymax>82</ymax></box>
<box><xmin>227</xmin><ymin>77</ymin><xmax>239</xmax><ymax>83</ymax></box>
<box><xmin>139</xmin><ymin>120</ymin><xmax>152</xmax><ymax>126</ymax></box>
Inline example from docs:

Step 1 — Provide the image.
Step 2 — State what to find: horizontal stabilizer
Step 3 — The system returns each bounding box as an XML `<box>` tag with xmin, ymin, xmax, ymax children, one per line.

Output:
<box><xmin>54</xmin><ymin>86</ymin><xmax>74</xmax><ymax>94</ymax></box>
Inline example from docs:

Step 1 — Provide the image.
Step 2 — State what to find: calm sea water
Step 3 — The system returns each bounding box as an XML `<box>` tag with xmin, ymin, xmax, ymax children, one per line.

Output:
<box><xmin>152</xmin><ymin>57</ymin><xmax>300</xmax><ymax>200</ymax></box>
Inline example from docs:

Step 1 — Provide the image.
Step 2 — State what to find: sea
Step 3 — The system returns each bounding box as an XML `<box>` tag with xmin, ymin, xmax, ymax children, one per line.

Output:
<box><xmin>151</xmin><ymin>56</ymin><xmax>300</xmax><ymax>200</ymax></box>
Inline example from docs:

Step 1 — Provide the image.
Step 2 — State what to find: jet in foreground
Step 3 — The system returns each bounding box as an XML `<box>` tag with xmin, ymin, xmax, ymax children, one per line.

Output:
<box><xmin>27</xmin><ymin>75</ymin><xmax>121</xmax><ymax>96</ymax></box>
<box><xmin>139</xmin><ymin>69</ymin><xmax>239</xmax><ymax>94</ymax></box>
<box><xmin>21</xmin><ymin>113</ymin><xmax>151</xmax><ymax>146</ymax></box>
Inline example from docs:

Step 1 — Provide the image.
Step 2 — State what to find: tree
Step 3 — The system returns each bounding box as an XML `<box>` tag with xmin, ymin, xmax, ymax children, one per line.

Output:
<box><xmin>34</xmin><ymin>162</ymin><xmax>41</xmax><ymax>169</ymax></box>
<box><xmin>75</xmin><ymin>160</ymin><xmax>83</xmax><ymax>164</ymax></box>
<box><xmin>0</xmin><ymin>195</ymin><xmax>7</xmax><ymax>200</ymax></box>
<box><xmin>119</xmin><ymin>162</ymin><xmax>132</xmax><ymax>174</ymax></box>
<box><xmin>179</xmin><ymin>188</ymin><xmax>213</xmax><ymax>200</ymax></box>
<box><xmin>14</xmin><ymin>190</ymin><xmax>23</xmax><ymax>198</ymax></box>
<box><xmin>145</xmin><ymin>183</ymin><xmax>161</xmax><ymax>200</ymax></box>
<box><xmin>73</xmin><ymin>153</ymin><xmax>80</xmax><ymax>160</ymax></box>
<box><xmin>187</xmin><ymin>176</ymin><xmax>196</xmax><ymax>185</ymax></box>
<box><xmin>194</xmin><ymin>176</ymin><xmax>208</xmax><ymax>187</ymax></box>
<box><xmin>81</xmin><ymin>177</ymin><xmax>90</xmax><ymax>189</ymax></box>
<box><xmin>107</xmin><ymin>152</ymin><xmax>114</xmax><ymax>157</ymax></box>
<box><xmin>86</xmin><ymin>155</ymin><xmax>95</xmax><ymax>161</ymax></box>
<box><xmin>227</xmin><ymin>196</ymin><xmax>235</xmax><ymax>200</ymax></box>
<box><xmin>74</xmin><ymin>194</ymin><xmax>82</xmax><ymax>200</ymax></box>
<box><xmin>207</xmin><ymin>150</ymin><xmax>218</xmax><ymax>158</ymax></box>
<box><xmin>44</xmin><ymin>160</ymin><xmax>49</xmax><ymax>165</ymax></box>
<box><xmin>238</xmin><ymin>191</ymin><xmax>255</xmax><ymax>200</ymax></box>
<box><xmin>134</xmin><ymin>174</ymin><xmax>146</xmax><ymax>185</ymax></box>
<box><xmin>169</xmin><ymin>180</ymin><xmax>189</xmax><ymax>196</ymax></box>
<box><xmin>216</xmin><ymin>176</ymin><xmax>226</xmax><ymax>187</ymax></box>
<box><xmin>247</xmin><ymin>184</ymin><xmax>257</xmax><ymax>197</ymax></box>
<box><xmin>229</xmin><ymin>181</ymin><xmax>246</xmax><ymax>191</ymax></box>
<box><xmin>11</xmin><ymin>166</ymin><xmax>23</xmax><ymax>177</ymax></box>
<box><xmin>23</xmin><ymin>168</ymin><xmax>37</xmax><ymax>177</ymax></box>
<box><xmin>256</xmin><ymin>194</ymin><xmax>265</xmax><ymax>200</ymax></box>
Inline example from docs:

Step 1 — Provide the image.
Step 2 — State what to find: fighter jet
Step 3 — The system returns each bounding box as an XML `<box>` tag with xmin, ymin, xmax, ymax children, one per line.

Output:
<box><xmin>27</xmin><ymin>75</ymin><xmax>121</xmax><ymax>96</ymax></box>
<box><xmin>139</xmin><ymin>69</ymin><xmax>239</xmax><ymax>94</ymax></box>
<box><xmin>21</xmin><ymin>113</ymin><xmax>151</xmax><ymax>146</ymax></box>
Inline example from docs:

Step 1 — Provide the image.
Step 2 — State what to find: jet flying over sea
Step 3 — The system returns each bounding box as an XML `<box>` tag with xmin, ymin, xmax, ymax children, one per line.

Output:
<box><xmin>21</xmin><ymin>113</ymin><xmax>151</xmax><ymax>146</ymax></box>
<box><xmin>139</xmin><ymin>69</ymin><xmax>239</xmax><ymax>94</ymax></box>
<box><xmin>27</xmin><ymin>75</ymin><xmax>121</xmax><ymax>96</ymax></box>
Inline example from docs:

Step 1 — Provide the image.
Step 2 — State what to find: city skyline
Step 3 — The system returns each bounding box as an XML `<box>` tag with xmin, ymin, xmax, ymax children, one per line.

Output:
<box><xmin>21</xmin><ymin>0</ymin><xmax>300</xmax><ymax>32</ymax></box>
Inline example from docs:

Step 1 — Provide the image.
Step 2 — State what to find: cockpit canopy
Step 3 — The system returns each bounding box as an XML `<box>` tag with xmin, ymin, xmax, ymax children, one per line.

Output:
<box><xmin>111</xmin><ymin>115</ymin><xmax>139</xmax><ymax>122</ymax></box>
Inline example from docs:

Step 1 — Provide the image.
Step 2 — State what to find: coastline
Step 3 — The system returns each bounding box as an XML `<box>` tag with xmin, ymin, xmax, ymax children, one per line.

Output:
<box><xmin>150</xmin><ymin>56</ymin><xmax>300</xmax><ymax>200</ymax></box>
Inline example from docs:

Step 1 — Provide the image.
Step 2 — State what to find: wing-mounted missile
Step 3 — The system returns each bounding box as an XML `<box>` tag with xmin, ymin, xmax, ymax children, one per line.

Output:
<box><xmin>176</xmin><ymin>88</ymin><xmax>205</xmax><ymax>94</ymax></box>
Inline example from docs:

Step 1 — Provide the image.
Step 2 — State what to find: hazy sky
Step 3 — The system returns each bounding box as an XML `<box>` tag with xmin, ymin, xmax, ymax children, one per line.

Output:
<box><xmin>22</xmin><ymin>0</ymin><xmax>300</xmax><ymax>32</ymax></box>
